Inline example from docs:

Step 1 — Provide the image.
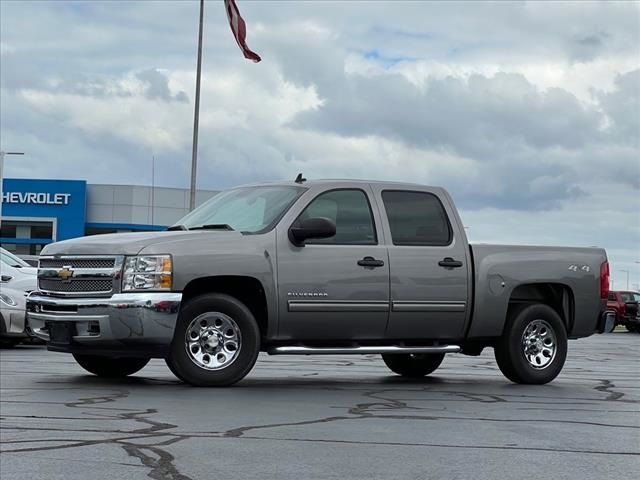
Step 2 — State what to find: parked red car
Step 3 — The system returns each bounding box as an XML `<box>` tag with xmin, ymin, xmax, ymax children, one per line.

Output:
<box><xmin>607</xmin><ymin>291</ymin><xmax>640</xmax><ymax>332</ymax></box>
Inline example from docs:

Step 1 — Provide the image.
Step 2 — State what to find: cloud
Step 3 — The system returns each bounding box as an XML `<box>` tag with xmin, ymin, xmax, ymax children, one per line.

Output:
<box><xmin>0</xmin><ymin>41</ymin><xmax>15</xmax><ymax>55</ymax></box>
<box><xmin>598</xmin><ymin>69</ymin><xmax>640</xmax><ymax>145</ymax></box>
<box><xmin>570</xmin><ymin>31</ymin><xmax>610</xmax><ymax>62</ymax></box>
<box><xmin>136</xmin><ymin>69</ymin><xmax>188</xmax><ymax>102</ymax></box>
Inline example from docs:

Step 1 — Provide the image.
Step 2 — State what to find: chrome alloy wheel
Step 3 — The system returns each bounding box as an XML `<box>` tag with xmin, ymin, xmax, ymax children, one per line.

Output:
<box><xmin>522</xmin><ymin>319</ymin><xmax>557</xmax><ymax>369</ymax></box>
<box><xmin>185</xmin><ymin>312</ymin><xmax>241</xmax><ymax>370</ymax></box>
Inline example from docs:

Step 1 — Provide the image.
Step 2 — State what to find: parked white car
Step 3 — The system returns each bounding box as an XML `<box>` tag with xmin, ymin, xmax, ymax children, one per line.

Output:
<box><xmin>1</xmin><ymin>248</ymin><xmax>37</xmax><ymax>288</ymax></box>
<box><xmin>1</xmin><ymin>248</ymin><xmax>38</xmax><ymax>346</ymax></box>
<box><xmin>0</xmin><ymin>284</ymin><xmax>32</xmax><ymax>347</ymax></box>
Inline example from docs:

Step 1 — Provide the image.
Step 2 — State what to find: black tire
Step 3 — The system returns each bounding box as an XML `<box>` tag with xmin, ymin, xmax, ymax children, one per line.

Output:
<box><xmin>73</xmin><ymin>354</ymin><xmax>149</xmax><ymax>378</ymax></box>
<box><xmin>382</xmin><ymin>353</ymin><xmax>445</xmax><ymax>378</ymax></box>
<box><xmin>165</xmin><ymin>293</ymin><xmax>260</xmax><ymax>387</ymax></box>
<box><xmin>494</xmin><ymin>303</ymin><xmax>567</xmax><ymax>385</ymax></box>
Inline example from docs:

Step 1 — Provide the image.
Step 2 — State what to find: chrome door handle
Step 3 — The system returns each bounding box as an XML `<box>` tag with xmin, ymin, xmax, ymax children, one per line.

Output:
<box><xmin>438</xmin><ymin>257</ymin><xmax>463</xmax><ymax>268</ymax></box>
<box><xmin>357</xmin><ymin>256</ymin><xmax>385</xmax><ymax>268</ymax></box>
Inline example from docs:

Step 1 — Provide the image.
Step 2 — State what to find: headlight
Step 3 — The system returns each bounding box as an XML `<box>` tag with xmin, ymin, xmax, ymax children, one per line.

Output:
<box><xmin>0</xmin><ymin>293</ymin><xmax>17</xmax><ymax>306</ymax></box>
<box><xmin>122</xmin><ymin>255</ymin><xmax>172</xmax><ymax>292</ymax></box>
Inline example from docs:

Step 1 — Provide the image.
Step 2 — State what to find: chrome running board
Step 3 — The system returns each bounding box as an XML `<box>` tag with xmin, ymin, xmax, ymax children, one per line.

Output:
<box><xmin>267</xmin><ymin>345</ymin><xmax>461</xmax><ymax>355</ymax></box>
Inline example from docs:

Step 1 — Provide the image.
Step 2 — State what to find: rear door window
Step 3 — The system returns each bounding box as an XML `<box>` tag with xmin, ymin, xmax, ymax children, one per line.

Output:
<box><xmin>382</xmin><ymin>191</ymin><xmax>452</xmax><ymax>246</ymax></box>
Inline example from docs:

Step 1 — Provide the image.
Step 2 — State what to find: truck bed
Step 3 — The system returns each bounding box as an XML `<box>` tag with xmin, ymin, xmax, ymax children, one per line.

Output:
<box><xmin>468</xmin><ymin>244</ymin><xmax>607</xmax><ymax>339</ymax></box>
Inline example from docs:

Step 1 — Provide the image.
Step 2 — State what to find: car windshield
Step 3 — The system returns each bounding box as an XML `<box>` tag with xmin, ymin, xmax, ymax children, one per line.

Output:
<box><xmin>175</xmin><ymin>186</ymin><xmax>305</xmax><ymax>233</ymax></box>
<box><xmin>620</xmin><ymin>292</ymin><xmax>638</xmax><ymax>302</ymax></box>
<box><xmin>0</xmin><ymin>248</ymin><xmax>30</xmax><ymax>268</ymax></box>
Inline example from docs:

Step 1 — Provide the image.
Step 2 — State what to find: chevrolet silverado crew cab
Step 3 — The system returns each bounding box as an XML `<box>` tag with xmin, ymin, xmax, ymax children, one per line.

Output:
<box><xmin>27</xmin><ymin>179</ymin><xmax>613</xmax><ymax>386</ymax></box>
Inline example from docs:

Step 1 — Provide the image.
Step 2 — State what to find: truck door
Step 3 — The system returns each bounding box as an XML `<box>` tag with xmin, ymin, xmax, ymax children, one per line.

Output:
<box><xmin>371</xmin><ymin>186</ymin><xmax>470</xmax><ymax>339</ymax></box>
<box><xmin>276</xmin><ymin>186</ymin><xmax>390</xmax><ymax>340</ymax></box>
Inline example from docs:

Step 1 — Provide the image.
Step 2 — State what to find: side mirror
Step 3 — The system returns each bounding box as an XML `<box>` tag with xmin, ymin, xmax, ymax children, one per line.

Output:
<box><xmin>0</xmin><ymin>275</ymin><xmax>13</xmax><ymax>283</ymax></box>
<box><xmin>289</xmin><ymin>217</ymin><xmax>336</xmax><ymax>246</ymax></box>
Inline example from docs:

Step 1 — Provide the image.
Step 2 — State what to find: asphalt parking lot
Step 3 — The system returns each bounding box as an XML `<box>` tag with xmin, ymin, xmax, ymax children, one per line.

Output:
<box><xmin>1</xmin><ymin>332</ymin><xmax>638</xmax><ymax>480</ymax></box>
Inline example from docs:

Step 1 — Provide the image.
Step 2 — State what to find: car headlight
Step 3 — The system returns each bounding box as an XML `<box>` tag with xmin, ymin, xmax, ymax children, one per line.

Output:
<box><xmin>122</xmin><ymin>255</ymin><xmax>172</xmax><ymax>292</ymax></box>
<box><xmin>0</xmin><ymin>293</ymin><xmax>17</xmax><ymax>306</ymax></box>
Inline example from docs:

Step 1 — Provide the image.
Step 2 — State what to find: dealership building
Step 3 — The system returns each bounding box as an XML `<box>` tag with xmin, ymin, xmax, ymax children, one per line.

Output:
<box><xmin>0</xmin><ymin>178</ymin><xmax>218</xmax><ymax>255</ymax></box>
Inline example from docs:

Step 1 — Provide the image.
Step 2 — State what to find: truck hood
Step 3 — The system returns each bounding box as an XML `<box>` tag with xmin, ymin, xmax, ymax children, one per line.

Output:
<box><xmin>41</xmin><ymin>230</ymin><xmax>245</xmax><ymax>256</ymax></box>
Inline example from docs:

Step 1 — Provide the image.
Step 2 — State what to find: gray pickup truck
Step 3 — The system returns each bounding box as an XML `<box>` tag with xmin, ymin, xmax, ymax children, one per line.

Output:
<box><xmin>27</xmin><ymin>179</ymin><xmax>613</xmax><ymax>386</ymax></box>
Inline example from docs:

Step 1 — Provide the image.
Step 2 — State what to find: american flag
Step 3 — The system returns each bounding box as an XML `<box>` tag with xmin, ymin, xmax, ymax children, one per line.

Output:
<box><xmin>224</xmin><ymin>0</ymin><xmax>261</xmax><ymax>63</ymax></box>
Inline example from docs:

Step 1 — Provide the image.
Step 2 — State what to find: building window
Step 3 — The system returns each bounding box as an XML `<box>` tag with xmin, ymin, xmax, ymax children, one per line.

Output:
<box><xmin>30</xmin><ymin>223</ymin><xmax>53</xmax><ymax>239</ymax></box>
<box><xmin>0</xmin><ymin>222</ymin><xmax>17</xmax><ymax>238</ymax></box>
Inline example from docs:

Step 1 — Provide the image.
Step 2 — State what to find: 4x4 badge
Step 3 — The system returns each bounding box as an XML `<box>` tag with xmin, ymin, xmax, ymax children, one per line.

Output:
<box><xmin>568</xmin><ymin>265</ymin><xmax>590</xmax><ymax>272</ymax></box>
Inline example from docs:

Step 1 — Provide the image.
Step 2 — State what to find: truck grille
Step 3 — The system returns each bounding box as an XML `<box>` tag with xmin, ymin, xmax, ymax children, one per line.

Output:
<box><xmin>39</xmin><ymin>258</ymin><xmax>116</xmax><ymax>269</ymax></box>
<box><xmin>39</xmin><ymin>279</ymin><xmax>113</xmax><ymax>293</ymax></box>
<box><xmin>38</xmin><ymin>256</ymin><xmax>121</xmax><ymax>296</ymax></box>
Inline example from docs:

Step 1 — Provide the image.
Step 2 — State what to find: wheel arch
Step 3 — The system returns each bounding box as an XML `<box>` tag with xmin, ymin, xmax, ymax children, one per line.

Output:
<box><xmin>180</xmin><ymin>275</ymin><xmax>270</xmax><ymax>340</ymax></box>
<box><xmin>505</xmin><ymin>282</ymin><xmax>575</xmax><ymax>335</ymax></box>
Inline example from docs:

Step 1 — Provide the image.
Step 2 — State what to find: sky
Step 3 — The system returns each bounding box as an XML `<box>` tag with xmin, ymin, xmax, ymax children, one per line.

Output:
<box><xmin>1</xmin><ymin>0</ymin><xmax>639</xmax><ymax>289</ymax></box>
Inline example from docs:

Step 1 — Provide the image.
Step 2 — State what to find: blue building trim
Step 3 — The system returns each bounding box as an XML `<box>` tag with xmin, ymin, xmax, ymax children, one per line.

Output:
<box><xmin>0</xmin><ymin>237</ymin><xmax>54</xmax><ymax>245</ymax></box>
<box><xmin>85</xmin><ymin>222</ymin><xmax>167</xmax><ymax>231</ymax></box>
<box><xmin>2</xmin><ymin>178</ymin><xmax>87</xmax><ymax>241</ymax></box>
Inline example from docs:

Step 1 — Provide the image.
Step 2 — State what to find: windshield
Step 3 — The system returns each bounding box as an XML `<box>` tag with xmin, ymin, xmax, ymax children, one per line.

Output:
<box><xmin>0</xmin><ymin>248</ymin><xmax>30</xmax><ymax>268</ymax></box>
<box><xmin>176</xmin><ymin>186</ymin><xmax>305</xmax><ymax>233</ymax></box>
<box><xmin>620</xmin><ymin>292</ymin><xmax>640</xmax><ymax>303</ymax></box>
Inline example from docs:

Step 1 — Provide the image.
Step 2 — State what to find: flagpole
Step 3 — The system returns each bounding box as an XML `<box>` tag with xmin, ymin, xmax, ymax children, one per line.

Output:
<box><xmin>151</xmin><ymin>155</ymin><xmax>155</xmax><ymax>225</ymax></box>
<box><xmin>189</xmin><ymin>0</ymin><xmax>204</xmax><ymax>212</ymax></box>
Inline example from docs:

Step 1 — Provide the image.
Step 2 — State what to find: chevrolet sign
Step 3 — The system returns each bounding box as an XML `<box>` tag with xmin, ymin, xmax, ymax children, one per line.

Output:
<box><xmin>1</xmin><ymin>192</ymin><xmax>71</xmax><ymax>205</ymax></box>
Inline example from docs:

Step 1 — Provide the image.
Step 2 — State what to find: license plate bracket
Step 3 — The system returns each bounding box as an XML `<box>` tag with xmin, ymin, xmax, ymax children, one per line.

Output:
<box><xmin>48</xmin><ymin>322</ymin><xmax>75</xmax><ymax>344</ymax></box>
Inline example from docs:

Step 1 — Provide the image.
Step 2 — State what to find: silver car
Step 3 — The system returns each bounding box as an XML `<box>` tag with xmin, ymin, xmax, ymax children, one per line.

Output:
<box><xmin>1</xmin><ymin>248</ymin><xmax>37</xmax><ymax>346</ymax></box>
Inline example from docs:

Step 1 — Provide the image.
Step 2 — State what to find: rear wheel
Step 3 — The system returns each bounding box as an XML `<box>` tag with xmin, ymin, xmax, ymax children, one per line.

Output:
<box><xmin>382</xmin><ymin>353</ymin><xmax>445</xmax><ymax>377</ymax></box>
<box><xmin>165</xmin><ymin>293</ymin><xmax>260</xmax><ymax>387</ymax></box>
<box><xmin>73</xmin><ymin>354</ymin><xmax>149</xmax><ymax>378</ymax></box>
<box><xmin>494</xmin><ymin>303</ymin><xmax>567</xmax><ymax>384</ymax></box>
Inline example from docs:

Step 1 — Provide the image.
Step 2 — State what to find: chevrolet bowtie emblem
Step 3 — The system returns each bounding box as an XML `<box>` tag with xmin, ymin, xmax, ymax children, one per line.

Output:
<box><xmin>58</xmin><ymin>266</ymin><xmax>74</xmax><ymax>282</ymax></box>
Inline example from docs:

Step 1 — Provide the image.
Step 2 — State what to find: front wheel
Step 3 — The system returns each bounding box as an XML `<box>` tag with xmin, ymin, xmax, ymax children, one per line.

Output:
<box><xmin>165</xmin><ymin>293</ymin><xmax>260</xmax><ymax>387</ymax></box>
<box><xmin>382</xmin><ymin>353</ymin><xmax>445</xmax><ymax>377</ymax></box>
<box><xmin>494</xmin><ymin>303</ymin><xmax>567</xmax><ymax>385</ymax></box>
<box><xmin>73</xmin><ymin>354</ymin><xmax>149</xmax><ymax>377</ymax></box>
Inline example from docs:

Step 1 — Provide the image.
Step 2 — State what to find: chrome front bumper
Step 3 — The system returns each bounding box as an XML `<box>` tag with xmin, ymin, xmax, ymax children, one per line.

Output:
<box><xmin>27</xmin><ymin>292</ymin><xmax>182</xmax><ymax>356</ymax></box>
